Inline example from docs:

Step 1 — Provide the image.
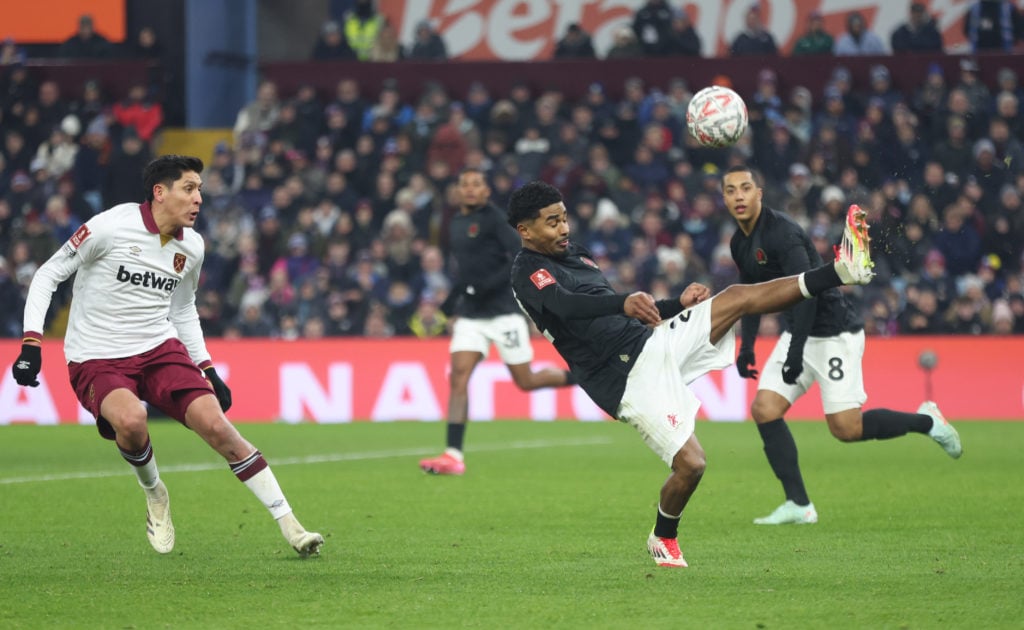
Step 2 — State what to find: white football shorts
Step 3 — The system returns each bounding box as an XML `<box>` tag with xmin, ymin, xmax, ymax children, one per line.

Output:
<box><xmin>758</xmin><ymin>329</ymin><xmax>867</xmax><ymax>414</ymax></box>
<box><xmin>616</xmin><ymin>298</ymin><xmax>736</xmax><ymax>466</ymax></box>
<box><xmin>449</xmin><ymin>313</ymin><xmax>535</xmax><ymax>365</ymax></box>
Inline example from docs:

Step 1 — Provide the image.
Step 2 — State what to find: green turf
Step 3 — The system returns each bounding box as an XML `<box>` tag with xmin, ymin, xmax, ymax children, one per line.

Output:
<box><xmin>1</xmin><ymin>420</ymin><xmax>1021</xmax><ymax>629</ymax></box>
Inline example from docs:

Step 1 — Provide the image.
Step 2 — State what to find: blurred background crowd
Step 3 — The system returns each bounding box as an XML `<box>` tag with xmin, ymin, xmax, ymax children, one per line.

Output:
<box><xmin>1</xmin><ymin>0</ymin><xmax>1023</xmax><ymax>342</ymax></box>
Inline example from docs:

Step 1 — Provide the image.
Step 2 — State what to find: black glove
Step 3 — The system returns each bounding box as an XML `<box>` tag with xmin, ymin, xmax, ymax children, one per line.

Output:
<box><xmin>205</xmin><ymin>367</ymin><xmax>233</xmax><ymax>412</ymax></box>
<box><xmin>439</xmin><ymin>283</ymin><xmax>465</xmax><ymax>317</ymax></box>
<box><xmin>781</xmin><ymin>352</ymin><xmax>804</xmax><ymax>385</ymax></box>
<box><xmin>12</xmin><ymin>344</ymin><xmax>42</xmax><ymax>387</ymax></box>
<box><xmin>736</xmin><ymin>347</ymin><xmax>758</xmax><ymax>379</ymax></box>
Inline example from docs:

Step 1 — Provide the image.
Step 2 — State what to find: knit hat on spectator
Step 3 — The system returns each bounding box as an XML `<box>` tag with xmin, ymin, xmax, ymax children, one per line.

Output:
<box><xmin>11</xmin><ymin>170</ymin><xmax>32</xmax><ymax>189</ymax></box>
<box><xmin>978</xmin><ymin>253</ymin><xmax>1001</xmax><ymax>273</ymax></box>
<box><xmin>821</xmin><ymin>185</ymin><xmax>844</xmax><ymax>204</ymax></box>
<box><xmin>870</xmin><ymin>65</ymin><xmax>890</xmax><ymax>84</ymax></box>
<box><xmin>973</xmin><ymin>138</ymin><xmax>995</xmax><ymax>159</ymax></box>
<box><xmin>959</xmin><ymin>58</ymin><xmax>979</xmax><ymax>73</ymax></box>
<box><xmin>924</xmin><ymin>249</ymin><xmax>945</xmax><ymax>267</ymax></box>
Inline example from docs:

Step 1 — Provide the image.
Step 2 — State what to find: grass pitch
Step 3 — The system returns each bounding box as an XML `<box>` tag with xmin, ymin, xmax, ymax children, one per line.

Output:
<box><xmin>1</xmin><ymin>420</ymin><xmax>1021</xmax><ymax>629</ymax></box>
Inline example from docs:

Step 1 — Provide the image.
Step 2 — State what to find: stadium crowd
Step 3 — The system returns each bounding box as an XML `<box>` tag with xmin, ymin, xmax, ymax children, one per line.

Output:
<box><xmin>1</xmin><ymin>3</ymin><xmax>1024</xmax><ymax>342</ymax></box>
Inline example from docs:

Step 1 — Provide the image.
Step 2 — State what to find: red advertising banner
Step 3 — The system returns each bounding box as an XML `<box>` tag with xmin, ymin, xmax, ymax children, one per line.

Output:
<box><xmin>1</xmin><ymin>337</ymin><xmax>1021</xmax><ymax>425</ymax></box>
<box><xmin>381</xmin><ymin>0</ymin><xmax>1010</xmax><ymax>60</ymax></box>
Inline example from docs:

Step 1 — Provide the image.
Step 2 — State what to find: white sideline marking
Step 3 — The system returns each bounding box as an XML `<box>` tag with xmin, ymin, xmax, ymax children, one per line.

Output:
<box><xmin>0</xmin><ymin>436</ymin><xmax>613</xmax><ymax>485</ymax></box>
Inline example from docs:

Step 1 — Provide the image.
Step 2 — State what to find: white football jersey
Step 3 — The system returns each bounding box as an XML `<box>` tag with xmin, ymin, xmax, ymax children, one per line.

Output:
<box><xmin>24</xmin><ymin>202</ymin><xmax>211</xmax><ymax>365</ymax></box>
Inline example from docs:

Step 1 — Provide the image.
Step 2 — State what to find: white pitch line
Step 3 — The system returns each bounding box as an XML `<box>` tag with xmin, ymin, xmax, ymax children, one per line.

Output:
<box><xmin>0</xmin><ymin>436</ymin><xmax>614</xmax><ymax>485</ymax></box>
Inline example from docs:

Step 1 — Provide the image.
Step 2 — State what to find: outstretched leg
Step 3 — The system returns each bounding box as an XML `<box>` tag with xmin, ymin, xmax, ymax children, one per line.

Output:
<box><xmin>186</xmin><ymin>395</ymin><xmax>323</xmax><ymax>557</ymax></box>
<box><xmin>708</xmin><ymin>205</ymin><xmax>874</xmax><ymax>344</ymax></box>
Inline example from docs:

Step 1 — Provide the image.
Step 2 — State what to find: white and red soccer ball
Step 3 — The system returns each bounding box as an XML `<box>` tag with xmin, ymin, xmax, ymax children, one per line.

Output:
<box><xmin>686</xmin><ymin>86</ymin><xmax>749</xmax><ymax>148</ymax></box>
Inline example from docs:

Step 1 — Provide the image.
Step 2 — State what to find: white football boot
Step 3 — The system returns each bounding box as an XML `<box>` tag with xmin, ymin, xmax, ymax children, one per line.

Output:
<box><xmin>754</xmin><ymin>500</ymin><xmax>818</xmax><ymax>525</ymax></box>
<box><xmin>145</xmin><ymin>480</ymin><xmax>175</xmax><ymax>554</ymax></box>
<box><xmin>919</xmin><ymin>401</ymin><xmax>962</xmax><ymax>459</ymax></box>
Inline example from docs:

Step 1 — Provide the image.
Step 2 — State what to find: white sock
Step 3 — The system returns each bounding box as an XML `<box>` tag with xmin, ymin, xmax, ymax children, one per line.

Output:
<box><xmin>243</xmin><ymin>467</ymin><xmax>293</xmax><ymax>520</ymax></box>
<box><xmin>444</xmin><ymin>447</ymin><xmax>464</xmax><ymax>461</ymax></box>
<box><xmin>135</xmin><ymin>459</ymin><xmax>160</xmax><ymax>490</ymax></box>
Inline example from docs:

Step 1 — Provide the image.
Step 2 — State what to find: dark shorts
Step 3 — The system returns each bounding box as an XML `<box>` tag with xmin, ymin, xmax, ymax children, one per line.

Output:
<box><xmin>68</xmin><ymin>338</ymin><xmax>214</xmax><ymax>440</ymax></box>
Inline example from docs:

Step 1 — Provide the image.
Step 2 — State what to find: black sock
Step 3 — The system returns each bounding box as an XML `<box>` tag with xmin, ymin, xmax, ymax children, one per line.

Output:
<box><xmin>757</xmin><ymin>419</ymin><xmax>810</xmax><ymax>506</ymax></box>
<box><xmin>446</xmin><ymin>422</ymin><xmax>466</xmax><ymax>451</ymax></box>
<box><xmin>803</xmin><ymin>264</ymin><xmax>842</xmax><ymax>296</ymax></box>
<box><xmin>654</xmin><ymin>505</ymin><xmax>680</xmax><ymax>539</ymax></box>
<box><xmin>861</xmin><ymin>408</ymin><xmax>932</xmax><ymax>440</ymax></box>
<box><xmin>564</xmin><ymin>370</ymin><xmax>577</xmax><ymax>386</ymax></box>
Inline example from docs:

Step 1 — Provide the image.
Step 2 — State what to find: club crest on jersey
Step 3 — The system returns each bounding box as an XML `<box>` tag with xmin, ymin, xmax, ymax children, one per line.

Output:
<box><xmin>467</xmin><ymin>223</ymin><xmax>479</xmax><ymax>238</ymax></box>
<box><xmin>580</xmin><ymin>256</ymin><xmax>599</xmax><ymax>269</ymax></box>
<box><xmin>755</xmin><ymin>248</ymin><xmax>767</xmax><ymax>265</ymax></box>
<box><xmin>530</xmin><ymin>269</ymin><xmax>555</xmax><ymax>290</ymax></box>
<box><xmin>173</xmin><ymin>253</ymin><xmax>186</xmax><ymax>274</ymax></box>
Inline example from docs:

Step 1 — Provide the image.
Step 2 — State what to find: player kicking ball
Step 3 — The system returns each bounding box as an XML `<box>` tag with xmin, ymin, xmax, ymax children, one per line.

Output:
<box><xmin>723</xmin><ymin>165</ymin><xmax>961</xmax><ymax>526</ymax></box>
<box><xmin>11</xmin><ymin>155</ymin><xmax>323</xmax><ymax>557</ymax></box>
<box><xmin>507</xmin><ymin>180</ymin><xmax>874</xmax><ymax>567</ymax></box>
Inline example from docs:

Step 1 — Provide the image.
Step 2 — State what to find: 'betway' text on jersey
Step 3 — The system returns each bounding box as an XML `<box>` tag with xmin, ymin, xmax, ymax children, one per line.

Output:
<box><xmin>23</xmin><ymin>202</ymin><xmax>211</xmax><ymax>365</ymax></box>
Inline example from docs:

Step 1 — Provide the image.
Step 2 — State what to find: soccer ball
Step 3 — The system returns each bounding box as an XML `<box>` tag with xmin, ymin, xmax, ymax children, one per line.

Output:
<box><xmin>686</xmin><ymin>86</ymin><xmax>748</xmax><ymax>148</ymax></box>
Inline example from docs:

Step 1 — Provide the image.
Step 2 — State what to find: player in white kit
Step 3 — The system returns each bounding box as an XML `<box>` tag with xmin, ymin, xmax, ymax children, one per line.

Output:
<box><xmin>11</xmin><ymin>155</ymin><xmax>323</xmax><ymax>557</ymax></box>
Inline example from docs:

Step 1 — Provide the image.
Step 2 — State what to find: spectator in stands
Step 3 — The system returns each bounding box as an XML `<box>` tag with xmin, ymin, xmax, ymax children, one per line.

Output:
<box><xmin>0</xmin><ymin>255</ymin><xmax>24</xmax><ymax>337</ymax></box>
<box><xmin>665</xmin><ymin>8</ymin><xmax>702</xmax><ymax>56</ymax></box>
<box><xmin>963</xmin><ymin>0</ymin><xmax>1024</xmax><ymax>52</ymax></box>
<box><xmin>867</xmin><ymin>65</ymin><xmax>901</xmax><ymax>111</ymax></box>
<box><xmin>3</xmin><ymin>129</ymin><xmax>32</xmax><ymax>173</ymax></box>
<box><xmin>112</xmin><ymin>83</ymin><xmax>164</xmax><ymax>143</ymax></box>
<box><xmin>792</xmin><ymin>10</ymin><xmax>833</xmax><ymax>55</ymax></box>
<box><xmin>913</xmin><ymin>63</ymin><xmax>949</xmax><ymax>133</ymax></box>
<box><xmin>311</xmin><ymin>20</ymin><xmax>356</xmax><ymax>60</ymax></box>
<box><xmin>606</xmin><ymin>26</ymin><xmax>644</xmax><ymax>59</ymax></box>
<box><xmin>995</xmin><ymin>67</ymin><xmax>1024</xmax><ymax>104</ymax></box>
<box><xmin>955</xmin><ymin>58</ymin><xmax>992</xmax><ymax>118</ymax></box>
<box><xmin>58</xmin><ymin>14</ymin><xmax>112</xmax><ymax>58</ymax></box>
<box><xmin>35</xmin><ymin>80</ymin><xmax>67</xmax><ymax>136</ymax></box>
<box><xmin>934</xmin><ymin>205</ymin><xmax>983</xmax><ymax>276</ymax></box>
<box><xmin>0</xmin><ymin>37</ymin><xmax>25</xmax><ymax>67</ymax></box>
<box><xmin>102</xmin><ymin>129</ymin><xmax>151</xmax><ymax>206</ymax></box>
<box><xmin>834</xmin><ymin>11</ymin><xmax>886</xmax><ymax>55</ymax></box>
<box><xmin>344</xmin><ymin>0</ymin><xmax>385</xmax><ymax>61</ymax></box>
<box><xmin>408</xmin><ymin>20</ymin><xmax>447</xmax><ymax>60</ymax></box>
<box><xmin>633</xmin><ymin>0</ymin><xmax>674</xmax><ymax>56</ymax></box>
<box><xmin>32</xmin><ymin>117</ymin><xmax>79</xmax><ymax>180</ymax></box>
<box><xmin>730</xmin><ymin>5</ymin><xmax>779</xmax><ymax>56</ymax></box>
<box><xmin>0</xmin><ymin>59</ymin><xmax>35</xmax><ymax>120</ymax></box>
<box><xmin>553</xmin><ymin>23</ymin><xmax>596</xmax><ymax>59</ymax></box>
<box><xmin>891</xmin><ymin>2</ymin><xmax>944</xmax><ymax>53</ymax></box>
<box><xmin>933</xmin><ymin>115</ymin><xmax>974</xmax><ymax>183</ymax></box>
<box><xmin>901</xmin><ymin>285</ymin><xmax>947</xmax><ymax>333</ymax></box>
<box><xmin>133</xmin><ymin>26</ymin><xmax>163</xmax><ymax>59</ymax></box>
<box><xmin>233</xmin><ymin>79</ymin><xmax>280</xmax><ymax>146</ymax></box>
<box><xmin>370</xmin><ymin>20</ymin><xmax>405</xmax><ymax>62</ymax></box>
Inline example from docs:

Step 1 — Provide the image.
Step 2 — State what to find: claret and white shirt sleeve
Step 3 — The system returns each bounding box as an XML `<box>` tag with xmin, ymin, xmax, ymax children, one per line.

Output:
<box><xmin>23</xmin><ymin>202</ymin><xmax>212</xmax><ymax>366</ymax></box>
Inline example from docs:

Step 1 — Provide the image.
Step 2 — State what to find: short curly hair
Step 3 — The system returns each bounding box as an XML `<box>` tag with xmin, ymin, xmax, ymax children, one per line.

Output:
<box><xmin>507</xmin><ymin>180</ymin><xmax>563</xmax><ymax>228</ymax></box>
